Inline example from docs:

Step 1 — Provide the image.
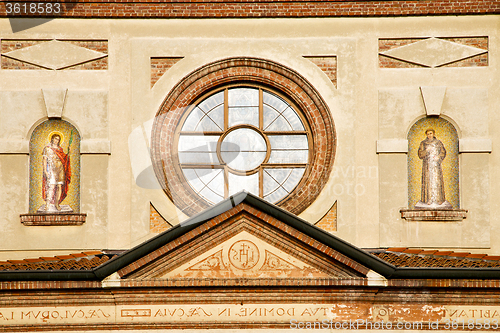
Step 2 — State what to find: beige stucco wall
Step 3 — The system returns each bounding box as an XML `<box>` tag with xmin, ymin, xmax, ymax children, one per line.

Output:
<box><xmin>0</xmin><ymin>16</ymin><xmax>498</xmax><ymax>259</ymax></box>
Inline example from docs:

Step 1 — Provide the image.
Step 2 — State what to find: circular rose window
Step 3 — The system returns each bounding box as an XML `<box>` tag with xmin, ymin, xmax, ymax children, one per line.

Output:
<box><xmin>151</xmin><ymin>57</ymin><xmax>335</xmax><ymax>216</ymax></box>
<box><xmin>176</xmin><ymin>86</ymin><xmax>311</xmax><ymax>205</ymax></box>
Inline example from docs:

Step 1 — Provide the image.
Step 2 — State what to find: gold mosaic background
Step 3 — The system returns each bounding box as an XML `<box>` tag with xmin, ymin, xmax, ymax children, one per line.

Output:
<box><xmin>29</xmin><ymin>120</ymin><xmax>80</xmax><ymax>213</ymax></box>
<box><xmin>407</xmin><ymin>117</ymin><xmax>459</xmax><ymax>209</ymax></box>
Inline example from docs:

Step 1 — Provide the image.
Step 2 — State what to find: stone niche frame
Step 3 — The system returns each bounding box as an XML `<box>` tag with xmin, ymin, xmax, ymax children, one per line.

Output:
<box><xmin>401</xmin><ymin>116</ymin><xmax>467</xmax><ymax>222</ymax></box>
<box><xmin>21</xmin><ymin>118</ymin><xmax>86</xmax><ymax>226</ymax></box>
<box><xmin>151</xmin><ymin>57</ymin><xmax>336</xmax><ymax>216</ymax></box>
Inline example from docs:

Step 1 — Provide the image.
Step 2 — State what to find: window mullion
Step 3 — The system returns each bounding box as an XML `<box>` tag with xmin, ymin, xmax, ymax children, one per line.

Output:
<box><xmin>259</xmin><ymin>88</ymin><xmax>263</xmax><ymax>130</ymax></box>
<box><xmin>259</xmin><ymin>167</ymin><xmax>263</xmax><ymax>197</ymax></box>
<box><xmin>224</xmin><ymin>88</ymin><xmax>228</xmax><ymax>131</ymax></box>
<box><xmin>224</xmin><ymin>166</ymin><xmax>229</xmax><ymax>198</ymax></box>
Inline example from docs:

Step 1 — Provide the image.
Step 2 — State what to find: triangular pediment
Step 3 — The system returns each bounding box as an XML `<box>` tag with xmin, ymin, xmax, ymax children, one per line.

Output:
<box><xmin>160</xmin><ymin>230</ymin><xmax>331</xmax><ymax>279</ymax></box>
<box><xmin>117</xmin><ymin>195</ymin><xmax>372</xmax><ymax>282</ymax></box>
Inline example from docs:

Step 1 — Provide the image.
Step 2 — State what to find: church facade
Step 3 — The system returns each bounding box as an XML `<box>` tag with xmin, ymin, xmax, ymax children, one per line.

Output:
<box><xmin>0</xmin><ymin>1</ymin><xmax>500</xmax><ymax>331</ymax></box>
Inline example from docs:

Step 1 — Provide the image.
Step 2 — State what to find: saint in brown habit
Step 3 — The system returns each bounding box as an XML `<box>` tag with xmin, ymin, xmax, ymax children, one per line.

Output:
<box><xmin>417</xmin><ymin>129</ymin><xmax>451</xmax><ymax>209</ymax></box>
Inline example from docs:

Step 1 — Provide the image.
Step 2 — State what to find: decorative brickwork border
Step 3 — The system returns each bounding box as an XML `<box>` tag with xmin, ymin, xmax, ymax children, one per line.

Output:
<box><xmin>20</xmin><ymin>213</ymin><xmax>86</xmax><ymax>226</ymax></box>
<box><xmin>151</xmin><ymin>57</ymin><xmax>183</xmax><ymax>88</ymax></box>
<box><xmin>379</xmin><ymin>37</ymin><xmax>488</xmax><ymax>68</ymax></box>
<box><xmin>1</xmin><ymin>40</ymin><xmax>108</xmax><ymax>70</ymax></box>
<box><xmin>149</xmin><ymin>203</ymin><xmax>172</xmax><ymax>233</ymax></box>
<box><xmin>400</xmin><ymin>209</ymin><xmax>467</xmax><ymax>221</ymax></box>
<box><xmin>315</xmin><ymin>200</ymin><xmax>337</xmax><ymax>232</ymax></box>
<box><xmin>304</xmin><ymin>56</ymin><xmax>337</xmax><ymax>88</ymax></box>
<box><xmin>151</xmin><ymin>57</ymin><xmax>336</xmax><ymax>216</ymax></box>
<box><xmin>1</xmin><ymin>1</ymin><xmax>499</xmax><ymax>18</ymax></box>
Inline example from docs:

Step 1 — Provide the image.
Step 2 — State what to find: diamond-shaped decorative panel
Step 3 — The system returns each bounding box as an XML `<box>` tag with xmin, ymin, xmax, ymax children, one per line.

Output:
<box><xmin>3</xmin><ymin>40</ymin><xmax>107</xmax><ymax>70</ymax></box>
<box><xmin>380</xmin><ymin>37</ymin><xmax>488</xmax><ymax>68</ymax></box>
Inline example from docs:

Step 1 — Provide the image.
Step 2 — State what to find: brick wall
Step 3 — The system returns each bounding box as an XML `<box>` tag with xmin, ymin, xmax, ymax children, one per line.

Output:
<box><xmin>304</xmin><ymin>56</ymin><xmax>337</xmax><ymax>88</ymax></box>
<box><xmin>379</xmin><ymin>37</ymin><xmax>488</xmax><ymax>68</ymax></box>
<box><xmin>0</xmin><ymin>40</ymin><xmax>108</xmax><ymax>70</ymax></box>
<box><xmin>1</xmin><ymin>1</ymin><xmax>499</xmax><ymax>18</ymax></box>
<box><xmin>149</xmin><ymin>203</ymin><xmax>172</xmax><ymax>233</ymax></box>
<box><xmin>151</xmin><ymin>57</ymin><xmax>183</xmax><ymax>88</ymax></box>
<box><xmin>315</xmin><ymin>201</ymin><xmax>337</xmax><ymax>232</ymax></box>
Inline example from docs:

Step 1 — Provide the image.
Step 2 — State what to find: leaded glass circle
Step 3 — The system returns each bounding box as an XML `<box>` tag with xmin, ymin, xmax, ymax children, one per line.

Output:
<box><xmin>176</xmin><ymin>86</ymin><xmax>311</xmax><ymax>205</ymax></box>
<box><xmin>220</xmin><ymin>128</ymin><xmax>267</xmax><ymax>172</ymax></box>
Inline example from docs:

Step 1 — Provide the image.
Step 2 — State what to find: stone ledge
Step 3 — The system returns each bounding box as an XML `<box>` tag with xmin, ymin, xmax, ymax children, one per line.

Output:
<box><xmin>20</xmin><ymin>213</ymin><xmax>86</xmax><ymax>226</ymax></box>
<box><xmin>400</xmin><ymin>209</ymin><xmax>467</xmax><ymax>222</ymax></box>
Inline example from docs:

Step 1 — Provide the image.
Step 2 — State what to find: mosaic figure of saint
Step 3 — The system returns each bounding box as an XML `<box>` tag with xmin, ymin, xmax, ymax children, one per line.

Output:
<box><xmin>415</xmin><ymin>129</ymin><xmax>452</xmax><ymax>209</ymax></box>
<box><xmin>41</xmin><ymin>133</ymin><xmax>72</xmax><ymax>212</ymax></box>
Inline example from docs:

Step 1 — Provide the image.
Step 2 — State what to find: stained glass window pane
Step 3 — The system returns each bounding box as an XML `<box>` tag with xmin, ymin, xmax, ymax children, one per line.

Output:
<box><xmin>264</xmin><ymin>187</ymin><xmax>288</xmax><ymax>204</ymax></box>
<box><xmin>179</xmin><ymin>152</ymin><xmax>219</xmax><ymax>164</ymax></box>
<box><xmin>206</xmin><ymin>105</ymin><xmax>224</xmax><ymax>130</ymax></box>
<box><xmin>178</xmin><ymin>135</ymin><xmax>219</xmax><ymax>152</ymax></box>
<box><xmin>263</xmin><ymin>169</ymin><xmax>293</xmax><ymax>196</ymax></box>
<box><xmin>184</xmin><ymin>168</ymin><xmax>224</xmax><ymax>204</ymax></box>
<box><xmin>228</xmin><ymin>88</ymin><xmax>259</xmax><ymax>106</ymax></box>
<box><xmin>269</xmin><ymin>135</ymin><xmax>308</xmax><ymax>149</ymax></box>
<box><xmin>228</xmin><ymin>172</ymin><xmax>259</xmax><ymax>196</ymax></box>
<box><xmin>281</xmin><ymin>168</ymin><xmax>305</xmax><ymax>192</ymax></box>
<box><xmin>229</xmin><ymin>107</ymin><xmax>259</xmax><ymax>127</ymax></box>
<box><xmin>268</xmin><ymin>150</ymin><xmax>308</xmax><ymax>164</ymax></box>
<box><xmin>282</xmin><ymin>107</ymin><xmax>305</xmax><ymax>131</ymax></box>
<box><xmin>182</xmin><ymin>107</ymin><xmax>205</xmax><ymax>132</ymax></box>
<box><xmin>198</xmin><ymin>91</ymin><xmax>224</xmax><ymax>112</ymax></box>
<box><xmin>263</xmin><ymin>105</ymin><xmax>280</xmax><ymax>130</ymax></box>
<box><xmin>263</xmin><ymin>91</ymin><xmax>288</xmax><ymax>112</ymax></box>
<box><xmin>265</xmin><ymin>112</ymin><xmax>291</xmax><ymax>131</ymax></box>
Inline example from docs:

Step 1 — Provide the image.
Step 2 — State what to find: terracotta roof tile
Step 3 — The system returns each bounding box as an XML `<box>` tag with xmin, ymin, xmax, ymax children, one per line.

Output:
<box><xmin>0</xmin><ymin>253</ymin><xmax>117</xmax><ymax>271</ymax></box>
<box><xmin>387</xmin><ymin>247</ymin><xmax>408</xmax><ymax>252</ymax></box>
<box><xmin>433</xmin><ymin>251</ymin><xmax>454</xmax><ymax>256</ymax></box>
<box><xmin>40</xmin><ymin>257</ymin><xmax>60</xmax><ymax>261</ymax></box>
<box><xmin>24</xmin><ymin>258</ymin><xmax>45</xmax><ymax>263</ymax></box>
<box><xmin>56</xmin><ymin>255</ymin><xmax>75</xmax><ymax>260</ymax></box>
<box><xmin>82</xmin><ymin>251</ymin><xmax>103</xmax><ymax>256</ymax></box>
<box><xmin>403</xmin><ymin>249</ymin><xmax>422</xmax><ymax>254</ymax></box>
<box><xmin>7</xmin><ymin>260</ymin><xmax>27</xmax><ymax>264</ymax></box>
<box><xmin>70</xmin><ymin>253</ymin><xmax>88</xmax><ymax>258</ymax></box>
<box><xmin>370</xmin><ymin>249</ymin><xmax>500</xmax><ymax>268</ymax></box>
<box><xmin>466</xmin><ymin>254</ymin><xmax>486</xmax><ymax>259</ymax></box>
<box><xmin>418</xmin><ymin>250</ymin><xmax>438</xmax><ymax>255</ymax></box>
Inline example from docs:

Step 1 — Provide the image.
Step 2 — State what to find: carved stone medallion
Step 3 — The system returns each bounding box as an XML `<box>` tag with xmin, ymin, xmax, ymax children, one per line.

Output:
<box><xmin>228</xmin><ymin>240</ymin><xmax>259</xmax><ymax>270</ymax></box>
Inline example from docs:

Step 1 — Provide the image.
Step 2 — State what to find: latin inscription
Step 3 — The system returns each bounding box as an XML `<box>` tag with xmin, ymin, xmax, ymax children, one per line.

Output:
<box><xmin>2</xmin><ymin>304</ymin><xmax>500</xmax><ymax>325</ymax></box>
<box><xmin>0</xmin><ymin>307</ymin><xmax>112</xmax><ymax>324</ymax></box>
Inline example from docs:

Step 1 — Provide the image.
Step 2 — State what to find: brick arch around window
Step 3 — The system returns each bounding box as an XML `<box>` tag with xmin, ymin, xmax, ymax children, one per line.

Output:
<box><xmin>151</xmin><ymin>57</ymin><xmax>336</xmax><ymax>216</ymax></box>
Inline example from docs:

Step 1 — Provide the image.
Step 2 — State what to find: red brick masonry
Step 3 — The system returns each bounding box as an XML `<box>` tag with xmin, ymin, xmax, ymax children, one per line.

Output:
<box><xmin>1</xmin><ymin>40</ymin><xmax>108</xmax><ymax>70</ymax></box>
<box><xmin>1</xmin><ymin>1</ymin><xmax>499</xmax><ymax>18</ymax></box>
<box><xmin>20</xmin><ymin>213</ymin><xmax>87</xmax><ymax>226</ymax></box>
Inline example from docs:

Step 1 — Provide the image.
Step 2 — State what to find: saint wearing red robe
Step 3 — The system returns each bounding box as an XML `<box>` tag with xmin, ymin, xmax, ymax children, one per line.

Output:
<box><xmin>42</xmin><ymin>134</ymin><xmax>72</xmax><ymax>212</ymax></box>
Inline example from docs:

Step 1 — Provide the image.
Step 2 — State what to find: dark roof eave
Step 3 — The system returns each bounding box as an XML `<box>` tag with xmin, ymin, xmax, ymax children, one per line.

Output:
<box><xmin>3</xmin><ymin>192</ymin><xmax>500</xmax><ymax>281</ymax></box>
<box><xmin>390</xmin><ymin>267</ymin><xmax>500</xmax><ymax>279</ymax></box>
<box><xmin>0</xmin><ymin>270</ymin><xmax>98</xmax><ymax>281</ymax></box>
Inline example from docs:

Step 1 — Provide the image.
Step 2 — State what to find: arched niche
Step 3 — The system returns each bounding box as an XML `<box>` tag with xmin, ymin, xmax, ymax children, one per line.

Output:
<box><xmin>29</xmin><ymin>119</ymin><xmax>81</xmax><ymax>214</ymax></box>
<box><xmin>407</xmin><ymin>117</ymin><xmax>459</xmax><ymax>210</ymax></box>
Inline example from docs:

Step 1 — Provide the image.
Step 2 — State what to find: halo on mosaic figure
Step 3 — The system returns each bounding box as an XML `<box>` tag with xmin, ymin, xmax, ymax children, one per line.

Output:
<box><xmin>47</xmin><ymin>131</ymin><xmax>65</xmax><ymax>145</ymax></box>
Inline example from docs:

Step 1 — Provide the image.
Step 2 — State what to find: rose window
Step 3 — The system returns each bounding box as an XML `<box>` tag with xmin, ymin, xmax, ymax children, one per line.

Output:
<box><xmin>176</xmin><ymin>86</ymin><xmax>311</xmax><ymax>205</ymax></box>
